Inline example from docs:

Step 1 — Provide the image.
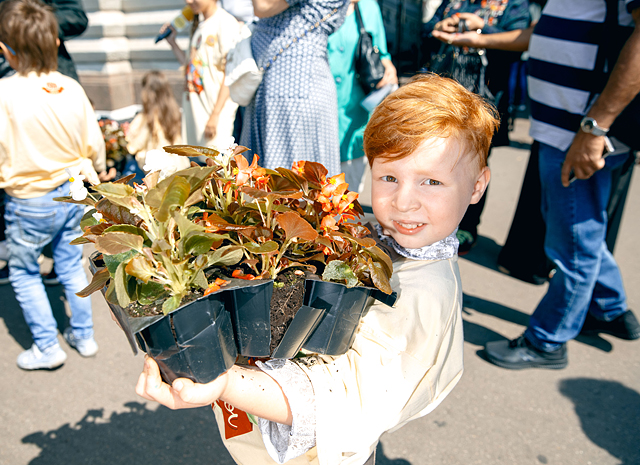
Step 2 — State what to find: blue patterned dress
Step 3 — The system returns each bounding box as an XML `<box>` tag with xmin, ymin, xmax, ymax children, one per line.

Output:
<box><xmin>240</xmin><ymin>0</ymin><xmax>348</xmax><ymax>176</ymax></box>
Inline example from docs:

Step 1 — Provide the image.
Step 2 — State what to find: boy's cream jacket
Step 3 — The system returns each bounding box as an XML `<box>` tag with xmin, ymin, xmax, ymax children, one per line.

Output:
<box><xmin>214</xmin><ymin>256</ymin><xmax>464</xmax><ymax>465</ymax></box>
<box><xmin>0</xmin><ymin>71</ymin><xmax>106</xmax><ymax>199</ymax></box>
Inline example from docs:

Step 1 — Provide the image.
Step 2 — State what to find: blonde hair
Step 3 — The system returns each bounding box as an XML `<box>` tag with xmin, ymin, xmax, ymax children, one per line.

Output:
<box><xmin>0</xmin><ymin>0</ymin><xmax>58</xmax><ymax>75</ymax></box>
<box><xmin>364</xmin><ymin>74</ymin><xmax>499</xmax><ymax>170</ymax></box>
<box><xmin>141</xmin><ymin>70</ymin><xmax>181</xmax><ymax>145</ymax></box>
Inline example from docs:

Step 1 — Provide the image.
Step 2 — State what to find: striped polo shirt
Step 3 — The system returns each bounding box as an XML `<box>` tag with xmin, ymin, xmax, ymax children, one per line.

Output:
<box><xmin>528</xmin><ymin>0</ymin><xmax>640</xmax><ymax>151</ymax></box>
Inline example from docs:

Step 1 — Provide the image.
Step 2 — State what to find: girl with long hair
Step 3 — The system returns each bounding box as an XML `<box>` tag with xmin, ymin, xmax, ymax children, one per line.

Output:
<box><xmin>127</xmin><ymin>70</ymin><xmax>190</xmax><ymax>172</ymax></box>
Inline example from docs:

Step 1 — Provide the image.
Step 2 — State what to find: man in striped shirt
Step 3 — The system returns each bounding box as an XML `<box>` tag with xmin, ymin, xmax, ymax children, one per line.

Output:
<box><xmin>434</xmin><ymin>0</ymin><xmax>640</xmax><ymax>369</ymax></box>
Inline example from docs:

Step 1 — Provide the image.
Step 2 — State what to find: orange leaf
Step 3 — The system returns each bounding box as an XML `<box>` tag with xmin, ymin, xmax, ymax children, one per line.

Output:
<box><xmin>275</xmin><ymin>211</ymin><xmax>319</xmax><ymax>242</ymax></box>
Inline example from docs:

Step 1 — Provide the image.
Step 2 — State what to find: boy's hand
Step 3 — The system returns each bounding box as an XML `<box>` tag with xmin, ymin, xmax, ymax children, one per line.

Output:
<box><xmin>136</xmin><ymin>356</ymin><xmax>229</xmax><ymax>409</ymax></box>
<box><xmin>204</xmin><ymin>114</ymin><xmax>219</xmax><ymax>141</ymax></box>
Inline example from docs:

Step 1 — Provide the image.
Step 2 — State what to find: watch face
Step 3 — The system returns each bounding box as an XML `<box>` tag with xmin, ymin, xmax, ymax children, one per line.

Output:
<box><xmin>583</xmin><ymin>119</ymin><xmax>594</xmax><ymax>131</ymax></box>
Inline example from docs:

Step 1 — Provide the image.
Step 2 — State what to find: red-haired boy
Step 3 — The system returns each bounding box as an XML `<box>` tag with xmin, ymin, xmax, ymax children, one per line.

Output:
<box><xmin>136</xmin><ymin>74</ymin><xmax>497</xmax><ymax>465</ymax></box>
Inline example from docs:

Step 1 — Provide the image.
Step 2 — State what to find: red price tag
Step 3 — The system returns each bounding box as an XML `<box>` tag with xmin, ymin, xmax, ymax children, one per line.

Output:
<box><xmin>215</xmin><ymin>400</ymin><xmax>253</xmax><ymax>439</ymax></box>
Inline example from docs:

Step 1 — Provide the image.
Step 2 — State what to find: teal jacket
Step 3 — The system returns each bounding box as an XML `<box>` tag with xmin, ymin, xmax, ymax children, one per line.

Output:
<box><xmin>328</xmin><ymin>0</ymin><xmax>390</xmax><ymax>162</ymax></box>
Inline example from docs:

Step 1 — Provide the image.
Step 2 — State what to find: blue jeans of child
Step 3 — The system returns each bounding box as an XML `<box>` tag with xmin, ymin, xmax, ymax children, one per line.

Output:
<box><xmin>524</xmin><ymin>142</ymin><xmax>628</xmax><ymax>351</ymax></box>
<box><xmin>5</xmin><ymin>182</ymin><xmax>93</xmax><ymax>352</ymax></box>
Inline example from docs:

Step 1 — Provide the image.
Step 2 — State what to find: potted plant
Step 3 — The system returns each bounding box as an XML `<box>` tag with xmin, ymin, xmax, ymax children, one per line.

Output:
<box><xmin>58</xmin><ymin>142</ymin><xmax>396</xmax><ymax>381</ymax></box>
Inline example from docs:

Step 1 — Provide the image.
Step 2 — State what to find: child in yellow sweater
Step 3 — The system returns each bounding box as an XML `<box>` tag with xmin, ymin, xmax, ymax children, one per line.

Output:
<box><xmin>136</xmin><ymin>74</ymin><xmax>498</xmax><ymax>465</ymax></box>
<box><xmin>0</xmin><ymin>0</ymin><xmax>106</xmax><ymax>370</ymax></box>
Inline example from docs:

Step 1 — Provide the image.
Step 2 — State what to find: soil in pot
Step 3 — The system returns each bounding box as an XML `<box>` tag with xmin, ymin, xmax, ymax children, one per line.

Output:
<box><xmin>270</xmin><ymin>269</ymin><xmax>305</xmax><ymax>354</ymax></box>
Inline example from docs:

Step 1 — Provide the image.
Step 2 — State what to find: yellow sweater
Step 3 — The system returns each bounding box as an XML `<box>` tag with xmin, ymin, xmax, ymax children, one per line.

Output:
<box><xmin>0</xmin><ymin>71</ymin><xmax>106</xmax><ymax>199</ymax></box>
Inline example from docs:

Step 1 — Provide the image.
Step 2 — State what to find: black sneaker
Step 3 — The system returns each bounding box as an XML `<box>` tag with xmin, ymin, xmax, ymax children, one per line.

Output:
<box><xmin>0</xmin><ymin>265</ymin><xmax>9</xmax><ymax>285</ymax></box>
<box><xmin>456</xmin><ymin>229</ymin><xmax>476</xmax><ymax>256</ymax></box>
<box><xmin>580</xmin><ymin>310</ymin><xmax>640</xmax><ymax>340</ymax></box>
<box><xmin>485</xmin><ymin>335</ymin><xmax>568</xmax><ymax>370</ymax></box>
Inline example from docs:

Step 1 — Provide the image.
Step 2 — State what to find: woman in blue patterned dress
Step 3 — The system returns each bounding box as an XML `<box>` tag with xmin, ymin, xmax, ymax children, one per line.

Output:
<box><xmin>241</xmin><ymin>0</ymin><xmax>348</xmax><ymax>175</ymax></box>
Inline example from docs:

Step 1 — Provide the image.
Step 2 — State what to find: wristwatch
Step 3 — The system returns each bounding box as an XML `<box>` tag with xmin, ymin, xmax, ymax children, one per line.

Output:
<box><xmin>580</xmin><ymin>116</ymin><xmax>609</xmax><ymax>136</ymax></box>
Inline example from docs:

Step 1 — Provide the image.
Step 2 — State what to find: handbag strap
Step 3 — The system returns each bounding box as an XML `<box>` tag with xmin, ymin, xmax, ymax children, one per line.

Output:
<box><xmin>260</xmin><ymin>7</ymin><xmax>340</xmax><ymax>72</ymax></box>
<box><xmin>354</xmin><ymin>2</ymin><xmax>365</xmax><ymax>35</ymax></box>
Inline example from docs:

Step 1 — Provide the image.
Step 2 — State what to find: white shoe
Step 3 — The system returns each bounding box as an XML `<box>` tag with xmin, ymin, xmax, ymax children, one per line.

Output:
<box><xmin>63</xmin><ymin>327</ymin><xmax>99</xmax><ymax>357</ymax></box>
<box><xmin>17</xmin><ymin>344</ymin><xmax>67</xmax><ymax>370</ymax></box>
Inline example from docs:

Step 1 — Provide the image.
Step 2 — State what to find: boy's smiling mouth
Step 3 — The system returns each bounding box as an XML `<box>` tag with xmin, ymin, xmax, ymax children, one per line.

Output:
<box><xmin>393</xmin><ymin>221</ymin><xmax>426</xmax><ymax>234</ymax></box>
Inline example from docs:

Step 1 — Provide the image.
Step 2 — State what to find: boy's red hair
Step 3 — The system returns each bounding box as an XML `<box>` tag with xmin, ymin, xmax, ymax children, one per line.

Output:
<box><xmin>364</xmin><ymin>74</ymin><xmax>499</xmax><ymax>170</ymax></box>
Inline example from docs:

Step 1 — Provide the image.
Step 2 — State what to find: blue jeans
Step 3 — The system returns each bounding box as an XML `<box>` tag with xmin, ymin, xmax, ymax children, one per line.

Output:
<box><xmin>524</xmin><ymin>143</ymin><xmax>628</xmax><ymax>351</ymax></box>
<box><xmin>5</xmin><ymin>182</ymin><xmax>93</xmax><ymax>351</ymax></box>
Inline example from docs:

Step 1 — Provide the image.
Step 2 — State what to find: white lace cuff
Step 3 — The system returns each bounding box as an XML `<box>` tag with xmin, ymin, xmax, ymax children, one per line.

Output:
<box><xmin>255</xmin><ymin>359</ymin><xmax>317</xmax><ymax>464</ymax></box>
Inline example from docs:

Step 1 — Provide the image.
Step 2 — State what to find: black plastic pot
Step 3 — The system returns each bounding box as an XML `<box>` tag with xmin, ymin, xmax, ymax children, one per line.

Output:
<box><xmin>135</xmin><ymin>295</ymin><xmax>237</xmax><ymax>384</ymax></box>
<box><xmin>218</xmin><ymin>279</ymin><xmax>326</xmax><ymax>359</ymax></box>
<box><xmin>88</xmin><ymin>252</ymin><xmax>237</xmax><ymax>384</ymax></box>
<box><xmin>302</xmin><ymin>278</ymin><xmax>398</xmax><ymax>356</ymax></box>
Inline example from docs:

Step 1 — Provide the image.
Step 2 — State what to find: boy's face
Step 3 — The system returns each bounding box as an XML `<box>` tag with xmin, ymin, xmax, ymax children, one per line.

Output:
<box><xmin>371</xmin><ymin>136</ymin><xmax>490</xmax><ymax>250</ymax></box>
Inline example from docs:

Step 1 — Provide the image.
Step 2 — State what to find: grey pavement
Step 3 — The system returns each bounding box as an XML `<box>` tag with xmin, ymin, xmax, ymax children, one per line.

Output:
<box><xmin>1</xmin><ymin>118</ymin><xmax>638</xmax><ymax>465</ymax></box>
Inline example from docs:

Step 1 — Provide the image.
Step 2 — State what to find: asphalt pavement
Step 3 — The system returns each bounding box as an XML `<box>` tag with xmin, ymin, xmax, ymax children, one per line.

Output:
<box><xmin>1</xmin><ymin>118</ymin><xmax>638</xmax><ymax>465</ymax></box>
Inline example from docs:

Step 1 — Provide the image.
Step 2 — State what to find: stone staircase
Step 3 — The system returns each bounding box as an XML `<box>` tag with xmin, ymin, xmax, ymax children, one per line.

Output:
<box><xmin>67</xmin><ymin>0</ymin><xmax>190</xmax><ymax>111</ymax></box>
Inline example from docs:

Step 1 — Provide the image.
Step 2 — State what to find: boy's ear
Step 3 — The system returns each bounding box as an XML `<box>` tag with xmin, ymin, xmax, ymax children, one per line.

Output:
<box><xmin>0</xmin><ymin>42</ymin><xmax>18</xmax><ymax>70</ymax></box>
<box><xmin>469</xmin><ymin>166</ymin><xmax>490</xmax><ymax>205</ymax></box>
<box><xmin>56</xmin><ymin>38</ymin><xmax>60</xmax><ymax>47</ymax></box>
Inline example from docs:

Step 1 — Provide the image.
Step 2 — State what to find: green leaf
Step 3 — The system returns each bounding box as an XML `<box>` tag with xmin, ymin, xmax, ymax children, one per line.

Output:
<box><xmin>76</xmin><ymin>268</ymin><xmax>110</xmax><ymax>297</ymax></box>
<box><xmin>245</xmin><ymin>241</ymin><xmax>279</xmax><ymax>254</ymax></box>
<box><xmin>105</xmin><ymin>224</ymin><xmax>148</xmax><ymax>239</ymax></box>
<box><xmin>95</xmin><ymin>232</ymin><xmax>144</xmax><ymax>255</ymax></box>
<box><xmin>192</xmin><ymin>269</ymin><xmax>208</xmax><ymax>289</ymax></box>
<box><xmin>114</xmin><ymin>261</ymin><xmax>132</xmax><ymax>307</ymax></box>
<box><xmin>145</xmin><ymin>166</ymin><xmax>215</xmax><ymax>208</ymax></box>
<box><xmin>103</xmin><ymin>250</ymin><xmax>138</xmax><ymax>277</ymax></box>
<box><xmin>138</xmin><ymin>281</ymin><xmax>167</xmax><ymax>305</ymax></box>
<box><xmin>93</xmin><ymin>182</ymin><xmax>135</xmax><ymax>198</ymax></box>
<box><xmin>80</xmin><ymin>208</ymin><xmax>99</xmax><ymax>229</ymax></box>
<box><xmin>162</xmin><ymin>294</ymin><xmax>182</xmax><ymax>314</ymax></box>
<box><xmin>93</xmin><ymin>183</ymin><xmax>136</xmax><ymax>210</ymax></box>
<box><xmin>154</xmin><ymin>176</ymin><xmax>191</xmax><ymax>222</ymax></box>
<box><xmin>53</xmin><ymin>195</ymin><xmax>96</xmax><ymax>207</ymax></box>
<box><xmin>183</xmin><ymin>233</ymin><xmax>220</xmax><ymax>256</ymax></box>
<box><xmin>322</xmin><ymin>260</ymin><xmax>359</xmax><ymax>288</ymax></box>
<box><xmin>208</xmin><ymin>245</ymin><xmax>243</xmax><ymax>267</ymax></box>
<box><xmin>104</xmin><ymin>280</ymin><xmax>118</xmax><ymax>305</ymax></box>
<box><xmin>69</xmin><ymin>236</ymin><xmax>92</xmax><ymax>245</ymax></box>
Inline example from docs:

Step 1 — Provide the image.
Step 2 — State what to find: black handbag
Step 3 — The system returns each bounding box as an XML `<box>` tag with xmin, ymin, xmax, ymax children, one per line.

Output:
<box><xmin>354</xmin><ymin>3</ymin><xmax>385</xmax><ymax>95</ymax></box>
<box><xmin>428</xmin><ymin>21</ymin><xmax>495</xmax><ymax>103</ymax></box>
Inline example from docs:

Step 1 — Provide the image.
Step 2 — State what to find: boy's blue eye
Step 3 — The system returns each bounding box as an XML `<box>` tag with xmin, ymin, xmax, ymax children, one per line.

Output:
<box><xmin>381</xmin><ymin>175</ymin><xmax>397</xmax><ymax>183</ymax></box>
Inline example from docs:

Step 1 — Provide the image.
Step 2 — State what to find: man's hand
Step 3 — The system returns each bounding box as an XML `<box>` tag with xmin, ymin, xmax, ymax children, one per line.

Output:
<box><xmin>561</xmin><ymin>132</ymin><xmax>607</xmax><ymax>187</ymax></box>
<box><xmin>204</xmin><ymin>114</ymin><xmax>219</xmax><ymax>141</ymax></box>
<box><xmin>98</xmin><ymin>167</ymin><xmax>117</xmax><ymax>182</ymax></box>
<box><xmin>136</xmin><ymin>356</ymin><xmax>230</xmax><ymax>410</ymax></box>
<box><xmin>432</xmin><ymin>30</ymin><xmax>484</xmax><ymax>47</ymax></box>
<box><xmin>376</xmin><ymin>59</ymin><xmax>398</xmax><ymax>88</ymax></box>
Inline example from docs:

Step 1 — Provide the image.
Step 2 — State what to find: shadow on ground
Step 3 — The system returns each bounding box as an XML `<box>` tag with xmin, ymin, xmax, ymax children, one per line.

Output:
<box><xmin>458</xmin><ymin>235</ymin><xmax>502</xmax><ymax>274</ymax></box>
<box><xmin>22</xmin><ymin>402</ymin><xmax>234</xmax><ymax>465</ymax></box>
<box><xmin>0</xmin><ymin>283</ymin><xmax>69</xmax><ymax>350</ymax></box>
<box><xmin>559</xmin><ymin>378</ymin><xmax>640</xmax><ymax>465</ymax></box>
<box><xmin>21</xmin><ymin>402</ymin><xmax>412</xmax><ymax>465</ymax></box>
<box><xmin>462</xmin><ymin>293</ymin><xmax>614</xmax><ymax>353</ymax></box>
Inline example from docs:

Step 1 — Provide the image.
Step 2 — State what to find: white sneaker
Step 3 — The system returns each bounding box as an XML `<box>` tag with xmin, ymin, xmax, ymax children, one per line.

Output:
<box><xmin>63</xmin><ymin>327</ymin><xmax>99</xmax><ymax>357</ymax></box>
<box><xmin>17</xmin><ymin>344</ymin><xmax>67</xmax><ymax>370</ymax></box>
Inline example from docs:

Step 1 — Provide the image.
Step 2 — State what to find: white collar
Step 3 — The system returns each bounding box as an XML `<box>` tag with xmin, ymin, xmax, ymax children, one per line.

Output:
<box><xmin>374</xmin><ymin>224</ymin><xmax>459</xmax><ymax>261</ymax></box>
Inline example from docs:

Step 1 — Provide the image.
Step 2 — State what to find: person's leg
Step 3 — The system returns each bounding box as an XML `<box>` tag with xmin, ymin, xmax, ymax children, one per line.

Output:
<box><xmin>497</xmin><ymin>142</ymin><xmax>553</xmax><ymax>284</ymax></box>
<box><xmin>51</xmin><ymin>201</ymin><xmax>94</xmax><ymax>341</ymax></box>
<box><xmin>524</xmin><ymin>144</ymin><xmax>627</xmax><ymax>350</ymax></box>
<box><xmin>5</xmin><ymin>194</ymin><xmax>59</xmax><ymax>351</ymax></box>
